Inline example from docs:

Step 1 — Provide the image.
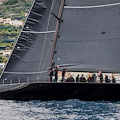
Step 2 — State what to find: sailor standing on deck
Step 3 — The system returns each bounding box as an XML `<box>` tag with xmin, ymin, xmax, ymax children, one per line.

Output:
<box><xmin>92</xmin><ymin>73</ymin><xmax>96</xmax><ymax>82</ymax></box>
<box><xmin>76</xmin><ymin>74</ymin><xmax>79</xmax><ymax>82</ymax></box>
<box><xmin>105</xmin><ymin>74</ymin><xmax>109</xmax><ymax>83</ymax></box>
<box><xmin>54</xmin><ymin>66</ymin><xmax>59</xmax><ymax>82</ymax></box>
<box><xmin>98</xmin><ymin>71</ymin><xmax>103</xmax><ymax>83</ymax></box>
<box><xmin>112</xmin><ymin>77</ymin><xmax>116</xmax><ymax>83</ymax></box>
<box><xmin>62</xmin><ymin>68</ymin><xmax>66</xmax><ymax>82</ymax></box>
<box><xmin>50</xmin><ymin>68</ymin><xmax>54</xmax><ymax>82</ymax></box>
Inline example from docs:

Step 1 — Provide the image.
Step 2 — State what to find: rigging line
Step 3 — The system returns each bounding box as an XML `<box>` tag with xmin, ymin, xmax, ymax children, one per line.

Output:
<box><xmin>40</xmin><ymin>42</ymin><xmax>53</xmax><ymax>75</ymax></box>
<box><xmin>51</xmin><ymin>0</ymin><xmax>56</xmax><ymax>10</ymax></box>
<box><xmin>38</xmin><ymin>0</ymin><xmax>55</xmax><ymax>80</ymax></box>
<box><xmin>39</xmin><ymin>42</ymin><xmax>53</xmax><ymax>81</ymax></box>
<box><xmin>4</xmin><ymin>71</ymin><xmax>47</xmax><ymax>74</ymax></box>
<box><xmin>21</xmin><ymin>30</ymin><xmax>56</xmax><ymax>34</ymax></box>
<box><xmin>64</xmin><ymin>2</ymin><xmax>120</xmax><ymax>9</ymax></box>
<box><xmin>39</xmin><ymin>33</ymin><xmax>53</xmax><ymax>42</ymax></box>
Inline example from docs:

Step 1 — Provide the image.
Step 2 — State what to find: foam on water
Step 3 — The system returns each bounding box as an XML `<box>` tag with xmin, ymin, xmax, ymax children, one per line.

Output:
<box><xmin>0</xmin><ymin>100</ymin><xmax>120</xmax><ymax>120</ymax></box>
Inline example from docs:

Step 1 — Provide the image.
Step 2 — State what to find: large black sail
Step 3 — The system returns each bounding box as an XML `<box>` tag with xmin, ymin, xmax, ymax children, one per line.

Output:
<box><xmin>53</xmin><ymin>0</ymin><xmax>120</xmax><ymax>73</ymax></box>
<box><xmin>1</xmin><ymin>0</ymin><xmax>61</xmax><ymax>82</ymax></box>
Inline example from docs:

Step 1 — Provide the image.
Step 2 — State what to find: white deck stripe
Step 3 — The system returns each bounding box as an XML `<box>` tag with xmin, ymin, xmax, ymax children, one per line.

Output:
<box><xmin>4</xmin><ymin>71</ymin><xmax>47</xmax><ymax>74</ymax></box>
<box><xmin>64</xmin><ymin>2</ymin><xmax>120</xmax><ymax>9</ymax></box>
<box><xmin>21</xmin><ymin>30</ymin><xmax>56</xmax><ymax>34</ymax></box>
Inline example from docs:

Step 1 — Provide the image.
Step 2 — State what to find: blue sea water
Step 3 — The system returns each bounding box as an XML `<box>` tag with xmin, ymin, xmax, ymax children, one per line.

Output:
<box><xmin>0</xmin><ymin>100</ymin><xmax>120</xmax><ymax>120</ymax></box>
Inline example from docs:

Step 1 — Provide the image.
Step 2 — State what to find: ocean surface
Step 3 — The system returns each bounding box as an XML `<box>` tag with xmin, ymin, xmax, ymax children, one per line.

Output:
<box><xmin>0</xmin><ymin>99</ymin><xmax>120</xmax><ymax>120</ymax></box>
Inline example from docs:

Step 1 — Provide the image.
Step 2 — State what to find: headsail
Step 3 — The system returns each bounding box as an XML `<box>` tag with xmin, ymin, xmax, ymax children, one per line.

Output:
<box><xmin>53</xmin><ymin>0</ymin><xmax>120</xmax><ymax>73</ymax></box>
<box><xmin>1</xmin><ymin>0</ymin><xmax>61</xmax><ymax>82</ymax></box>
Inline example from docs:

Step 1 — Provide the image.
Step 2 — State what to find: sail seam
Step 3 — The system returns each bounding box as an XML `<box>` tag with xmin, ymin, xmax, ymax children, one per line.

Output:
<box><xmin>4</xmin><ymin>71</ymin><xmax>47</xmax><ymax>74</ymax></box>
<box><xmin>21</xmin><ymin>30</ymin><xmax>56</xmax><ymax>34</ymax></box>
<box><xmin>64</xmin><ymin>2</ymin><xmax>120</xmax><ymax>9</ymax></box>
<box><xmin>57</xmin><ymin>37</ymin><xmax>120</xmax><ymax>42</ymax></box>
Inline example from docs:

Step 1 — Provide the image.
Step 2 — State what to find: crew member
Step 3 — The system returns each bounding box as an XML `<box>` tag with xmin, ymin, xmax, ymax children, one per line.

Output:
<box><xmin>62</xmin><ymin>68</ymin><xmax>66</xmax><ymax>82</ymax></box>
<box><xmin>80</xmin><ymin>74</ymin><xmax>86</xmax><ymax>82</ymax></box>
<box><xmin>98</xmin><ymin>71</ymin><xmax>103</xmax><ymax>83</ymax></box>
<box><xmin>76</xmin><ymin>74</ymin><xmax>79</xmax><ymax>82</ymax></box>
<box><xmin>87</xmin><ymin>75</ymin><xmax>92</xmax><ymax>82</ymax></box>
<box><xmin>50</xmin><ymin>68</ymin><xmax>54</xmax><ymax>82</ymax></box>
<box><xmin>67</xmin><ymin>75</ymin><xmax>75</xmax><ymax>82</ymax></box>
<box><xmin>54</xmin><ymin>66</ymin><xmax>59</xmax><ymax>82</ymax></box>
<box><xmin>66</xmin><ymin>77</ymin><xmax>70</xmax><ymax>82</ymax></box>
<box><xmin>112</xmin><ymin>77</ymin><xmax>116</xmax><ymax>83</ymax></box>
<box><xmin>92</xmin><ymin>73</ymin><xmax>96</xmax><ymax>82</ymax></box>
<box><xmin>105</xmin><ymin>74</ymin><xmax>109</xmax><ymax>83</ymax></box>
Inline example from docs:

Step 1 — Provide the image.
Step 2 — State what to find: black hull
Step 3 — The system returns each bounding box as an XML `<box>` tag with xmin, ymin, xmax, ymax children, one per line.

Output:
<box><xmin>0</xmin><ymin>83</ymin><xmax>120</xmax><ymax>101</ymax></box>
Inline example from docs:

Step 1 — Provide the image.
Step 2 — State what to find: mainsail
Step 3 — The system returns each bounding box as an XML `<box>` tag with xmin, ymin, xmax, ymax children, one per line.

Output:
<box><xmin>1</xmin><ymin>0</ymin><xmax>120</xmax><ymax>84</ymax></box>
<box><xmin>1</xmin><ymin>0</ymin><xmax>61</xmax><ymax>82</ymax></box>
<box><xmin>53</xmin><ymin>0</ymin><xmax>120</xmax><ymax>73</ymax></box>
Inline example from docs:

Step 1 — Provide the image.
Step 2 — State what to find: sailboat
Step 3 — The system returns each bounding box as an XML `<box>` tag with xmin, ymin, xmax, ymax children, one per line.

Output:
<box><xmin>0</xmin><ymin>0</ymin><xmax>120</xmax><ymax>101</ymax></box>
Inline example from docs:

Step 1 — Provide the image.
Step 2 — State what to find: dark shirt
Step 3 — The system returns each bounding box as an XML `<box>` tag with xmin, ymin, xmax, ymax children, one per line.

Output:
<box><xmin>105</xmin><ymin>75</ymin><xmax>108</xmax><ymax>83</ymax></box>
<box><xmin>92</xmin><ymin>74</ymin><xmax>96</xmax><ymax>82</ymax></box>
<box><xmin>100</xmin><ymin>73</ymin><xmax>103</xmax><ymax>80</ymax></box>
<box><xmin>112</xmin><ymin>78</ymin><xmax>116</xmax><ymax>83</ymax></box>
<box><xmin>76</xmin><ymin>76</ymin><xmax>79</xmax><ymax>82</ymax></box>
<box><xmin>67</xmin><ymin>77</ymin><xmax>75</xmax><ymax>82</ymax></box>
<box><xmin>87</xmin><ymin>77</ymin><xmax>92</xmax><ymax>82</ymax></box>
<box><xmin>54</xmin><ymin>68</ymin><xmax>58</xmax><ymax>76</ymax></box>
<box><xmin>66</xmin><ymin>78</ymin><xmax>70</xmax><ymax>82</ymax></box>
<box><xmin>80</xmin><ymin>76</ymin><xmax>86</xmax><ymax>82</ymax></box>
<box><xmin>62</xmin><ymin>69</ymin><xmax>65</xmax><ymax>76</ymax></box>
<box><xmin>50</xmin><ymin>71</ymin><xmax>53</xmax><ymax>77</ymax></box>
<box><xmin>70</xmin><ymin>77</ymin><xmax>75</xmax><ymax>82</ymax></box>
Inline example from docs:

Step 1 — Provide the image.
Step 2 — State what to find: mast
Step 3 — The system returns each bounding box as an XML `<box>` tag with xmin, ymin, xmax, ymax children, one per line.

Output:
<box><xmin>49</xmin><ymin>0</ymin><xmax>65</xmax><ymax>68</ymax></box>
